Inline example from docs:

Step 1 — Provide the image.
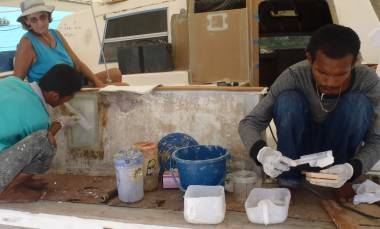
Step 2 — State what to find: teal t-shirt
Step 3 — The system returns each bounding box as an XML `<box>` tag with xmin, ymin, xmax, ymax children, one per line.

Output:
<box><xmin>0</xmin><ymin>76</ymin><xmax>50</xmax><ymax>152</ymax></box>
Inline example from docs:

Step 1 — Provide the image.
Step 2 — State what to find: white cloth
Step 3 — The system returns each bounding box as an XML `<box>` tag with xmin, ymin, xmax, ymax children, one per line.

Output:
<box><xmin>353</xmin><ymin>179</ymin><xmax>380</xmax><ymax>205</ymax></box>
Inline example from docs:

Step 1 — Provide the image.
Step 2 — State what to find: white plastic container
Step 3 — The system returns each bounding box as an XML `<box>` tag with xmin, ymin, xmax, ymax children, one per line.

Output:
<box><xmin>245</xmin><ymin>188</ymin><xmax>291</xmax><ymax>225</ymax></box>
<box><xmin>232</xmin><ymin>170</ymin><xmax>258</xmax><ymax>203</ymax></box>
<box><xmin>184</xmin><ymin>185</ymin><xmax>225</xmax><ymax>224</ymax></box>
<box><xmin>113</xmin><ymin>149</ymin><xmax>144</xmax><ymax>203</ymax></box>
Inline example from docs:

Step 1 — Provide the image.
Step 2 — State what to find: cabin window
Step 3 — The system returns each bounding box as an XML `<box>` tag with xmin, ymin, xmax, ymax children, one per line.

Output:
<box><xmin>371</xmin><ymin>0</ymin><xmax>380</xmax><ymax>21</ymax></box>
<box><xmin>101</xmin><ymin>8</ymin><xmax>168</xmax><ymax>63</ymax></box>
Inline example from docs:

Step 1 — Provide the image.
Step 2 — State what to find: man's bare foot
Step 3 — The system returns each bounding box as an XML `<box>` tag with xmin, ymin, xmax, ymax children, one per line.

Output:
<box><xmin>22</xmin><ymin>178</ymin><xmax>48</xmax><ymax>190</ymax></box>
<box><xmin>0</xmin><ymin>186</ymin><xmax>44</xmax><ymax>203</ymax></box>
<box><xmin>3</xmin><ymin>173</ymin><xmax>48</xmax><ymax>192</ymax></box>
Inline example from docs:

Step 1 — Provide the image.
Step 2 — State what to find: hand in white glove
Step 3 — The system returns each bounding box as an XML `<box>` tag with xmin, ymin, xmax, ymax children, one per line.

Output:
<box><xmin>56</xmin><ymin>115</ymin><xmax>80</xmax><ymax>128</ymax></box>
<box><xmin>306</xmin><ymin>163</ymin><xmax>353</xmax><ymax>188</ymax></box>
<box><xmin>257</xmin><ymin>147</ymin><xmax>297</xmax><ymax>178</ymax></box>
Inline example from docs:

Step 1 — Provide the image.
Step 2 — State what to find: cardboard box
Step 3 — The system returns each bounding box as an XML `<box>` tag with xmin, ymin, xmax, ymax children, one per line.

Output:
<box><xmin>163</xmin><ymin>170</ymin><xmax>180</xmax><ymax>189</ymax></box>
<box><xmin>188</xmin><ymin>0</ymin><xmax>258</xmax><ymax>84</ymax></box>
<box><xmin>171</xmin><ymin>9</ymin><xmax>189</xmax><ymax>71</ymax></box>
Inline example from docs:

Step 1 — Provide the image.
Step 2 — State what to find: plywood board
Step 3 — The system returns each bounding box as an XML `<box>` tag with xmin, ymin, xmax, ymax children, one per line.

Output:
<box><xmin>188</xmin><ymin>2</ymin><xmax>249</xmax><ymax>84</ymax></box>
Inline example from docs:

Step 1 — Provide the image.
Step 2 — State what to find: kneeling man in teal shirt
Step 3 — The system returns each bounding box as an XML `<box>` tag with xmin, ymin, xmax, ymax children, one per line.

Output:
<box><xmin>0</xmin><ymin>64</ymin><xmax>82</xmax><ymax>197</ymax></box>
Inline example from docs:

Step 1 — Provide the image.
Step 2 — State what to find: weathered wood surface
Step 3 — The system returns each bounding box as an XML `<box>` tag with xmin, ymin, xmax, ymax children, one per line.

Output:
<box><xmin>2</xmin><ymin>174</ymin><xmax>380</xmax><ymax>228</ymax></box>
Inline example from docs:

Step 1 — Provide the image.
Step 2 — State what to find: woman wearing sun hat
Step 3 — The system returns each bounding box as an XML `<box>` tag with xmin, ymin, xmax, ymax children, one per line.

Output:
<box><xmin>13</xmin><ymin>0</ymin><xmax>122</xmax><ymax>87</ymax></box>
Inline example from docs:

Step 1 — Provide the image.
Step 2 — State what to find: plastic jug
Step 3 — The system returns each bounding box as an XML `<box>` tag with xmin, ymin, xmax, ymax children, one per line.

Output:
<box><xmin>133</xmin><ymin>141</ymin><xmax>160</xmax><ymax>192</ymax></box>
<box><xmin>245</xmin><ymin>188</ymin><xmax>291</xmax><ymax>225</ymax></box>
<box><xmin>113</xmin><ymin>149</ymin><xmax>144</xmax><ymax>203</ymax></box>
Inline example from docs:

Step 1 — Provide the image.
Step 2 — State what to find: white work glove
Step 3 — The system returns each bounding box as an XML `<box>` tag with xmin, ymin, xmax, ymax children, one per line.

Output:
<box><xmin>306</xmin><ymin>163</ymin><xmax>353</xmax><ymax>188</ymax></box>
<box><xmin>257</xmin><ymin>147</ymin><xmax>296</xmax><ymax>178</ymax></box>
<box><xmin>55</xmin><ymin>115</ymin><xmax>80</xmax><ymax>128</ymax></box>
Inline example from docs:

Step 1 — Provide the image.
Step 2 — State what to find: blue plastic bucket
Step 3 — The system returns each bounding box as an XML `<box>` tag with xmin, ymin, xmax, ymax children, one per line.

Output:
<box><xmin>171</xmin><ymin>145</ymin><xmax>230</xmax><ymax>190</ymax></box>
<box><xmin>158</xmin><ymin>132</ymin><xmax>198</xmax><ymax>176</ymax></box>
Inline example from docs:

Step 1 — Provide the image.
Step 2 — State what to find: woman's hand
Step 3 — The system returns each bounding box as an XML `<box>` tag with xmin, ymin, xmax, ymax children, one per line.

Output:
<box><xmin>93</xmin><ymin>78</ymin><xmax>106</xmax><ymax>88</ymax></box>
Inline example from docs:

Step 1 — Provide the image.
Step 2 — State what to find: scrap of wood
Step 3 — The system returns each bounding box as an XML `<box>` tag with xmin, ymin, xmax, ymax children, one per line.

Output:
<box><xmin>304</xmin><ymin>172</ymin><xmax>339</xmax><ymax>180</ymax></box>
<box><xmin>307</xmin><ymin>178</ymin><xmax>338</xmax><ymax>184</ymax></box>
<box><xmin>322</xmin><ymin>200</ymin><xmax>360</xmax><ymax>229</ymax></box>
<box><xmin>104</xmin><ymin>0</ymin><xmax>126</xmax><ymax>4</ymax></box>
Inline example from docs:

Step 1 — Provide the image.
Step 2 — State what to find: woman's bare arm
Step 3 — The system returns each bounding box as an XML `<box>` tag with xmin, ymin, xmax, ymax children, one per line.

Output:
<box><xmin>56</xmin><ymin>30</ymin><xmax>104</xmax><ymax>87</ymax></box>
<box><xmin>13</xmin><ymin>37</ymin><xmax>35</xmax><ymax>80</ymax></box>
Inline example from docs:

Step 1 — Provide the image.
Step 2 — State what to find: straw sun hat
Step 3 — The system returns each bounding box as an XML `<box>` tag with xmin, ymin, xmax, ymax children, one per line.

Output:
<box><xmin>17</xmin><ymin>0</ymin><xmax>55</xmax><ymax>22</ymax></box>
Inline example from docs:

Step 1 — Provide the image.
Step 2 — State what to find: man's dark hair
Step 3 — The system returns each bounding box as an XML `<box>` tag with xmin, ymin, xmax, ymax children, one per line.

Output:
<box><xmin>39</xmin><ymin>64</ymin><xmax>83</xmax><ymax>96</ymax></box>
<box><xmin>306</xmin><ymin>24</ymin><xmax>361</xmax><ymax>62</ymax></box>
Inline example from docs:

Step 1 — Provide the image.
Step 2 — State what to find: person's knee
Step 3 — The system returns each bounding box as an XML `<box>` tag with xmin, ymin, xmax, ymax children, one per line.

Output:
<box><xmin>274</xmin><ymin>90</ymin><xmax>308</xmax><ymax>116</ymax></box>
<box><xmin>340</xmin><ymin>93</ymin><xmax>373</xmax><ymax>124</ymax></box>
<box><xmin>25</xmin><ymin>130</ymin><xmax>48</xmax><ymax>141</ymax></box>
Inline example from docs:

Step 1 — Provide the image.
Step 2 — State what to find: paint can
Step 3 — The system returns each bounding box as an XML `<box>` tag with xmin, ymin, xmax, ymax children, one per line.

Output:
<box><xmin>133</xmin><ymin>141</ymin><xmax>159</xmax><ymax>192</ymax></box>
<box><xmin>113</xmin><ymin>149</ymin><xmax>144</xmax><ymax>203</ymax></box>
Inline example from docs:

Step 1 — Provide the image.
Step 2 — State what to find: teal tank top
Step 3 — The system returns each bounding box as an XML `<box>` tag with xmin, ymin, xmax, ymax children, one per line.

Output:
<box><xmin>24</xmin><ymin>29</ymin><xmax>74</xmax><ymax>82</ymax></box>
<box><xmin>0</xmin><ymin>76</ymin><xmax>49</xmax><ymax>152</ymax></box>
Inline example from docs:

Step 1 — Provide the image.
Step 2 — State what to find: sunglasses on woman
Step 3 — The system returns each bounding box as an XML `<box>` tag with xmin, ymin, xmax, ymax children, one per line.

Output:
<box><xmin>27</xmin><ymin>13</ymin><xmax>49</xmax><ymax>24</ymax></box>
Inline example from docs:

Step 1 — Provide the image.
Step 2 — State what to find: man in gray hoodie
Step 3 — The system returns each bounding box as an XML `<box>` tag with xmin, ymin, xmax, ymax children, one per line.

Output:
<box><xmin>239</xmin><ymin>24</ymin><xmax>380</xmax><ymax>188</ymax></box>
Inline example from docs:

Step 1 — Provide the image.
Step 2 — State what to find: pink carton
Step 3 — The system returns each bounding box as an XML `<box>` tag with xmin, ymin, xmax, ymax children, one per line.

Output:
<box><xmin>163</xmin><ymin>170</ymin><xmax>180</xmax><ymax>189</ymax></box>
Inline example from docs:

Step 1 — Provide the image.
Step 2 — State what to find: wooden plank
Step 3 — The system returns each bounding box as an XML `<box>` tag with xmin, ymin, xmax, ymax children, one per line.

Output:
<box><xmin>248</xmin><ymin>0</ymin><xmax>260</xmax><ymax>86</ymax></box>
<box><xmin>156</xmin><ymin>85</ymin><xmax>265</xmax><ymax>92</ymax></box>
<box><xmin>304</xmin><ymin>172</ymin><xmax>339</xmax><ymax>180</ymax></box>
<box><xmin>322</xmin><ymin>200</ymin><xmax>360</xmax><ymax>229</ymax></box>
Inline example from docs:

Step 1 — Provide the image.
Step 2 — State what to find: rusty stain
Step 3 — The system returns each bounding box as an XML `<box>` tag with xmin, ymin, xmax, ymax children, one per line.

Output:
<box><xmin>98</xmin><ymin>95</ymin><xmax>110</xmax><ymax>129</ymax></box>
<box><xmin>157</xmin><ymin>122</ymin><xmax>176</xmax><ymax>133</ymax></box>
<box><xmin>156</xmin><ymin>199</ymin><xmax>165</xmax><ymax>207</ymax></box>
<box><xmin>69</xmin><ymin>148</ymin><xmax>104</xmax><ymax>160</ymax></box>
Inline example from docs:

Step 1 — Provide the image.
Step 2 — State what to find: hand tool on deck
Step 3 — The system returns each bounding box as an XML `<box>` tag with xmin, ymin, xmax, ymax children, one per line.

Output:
<box><xmin>100</xmin><ymin>188</ymin><xmax>118</xmax><ymax>203</ymax></box>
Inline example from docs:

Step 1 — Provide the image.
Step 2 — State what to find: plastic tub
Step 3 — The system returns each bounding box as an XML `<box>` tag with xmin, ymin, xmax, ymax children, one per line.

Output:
<box><xmin>245</xmin><ymin>188</ymin><xmax>291</xmax><ymax>225</ymax></box>
<box><xmin>113</xmin><ymin>149</ymin><xmax>144</xmax><ymax>203</ymax></box>
<box><xmin>184</xmin><ymin>185</ymin><xmax>226</xmax><ymax>224</ymax></box>
<box><xmin>232</xmin><ymin>170</ymin><xmax>258</xmax><ymax>203</ymax></box>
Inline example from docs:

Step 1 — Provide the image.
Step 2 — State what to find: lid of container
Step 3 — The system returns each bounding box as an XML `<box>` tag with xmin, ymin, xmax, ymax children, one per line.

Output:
<box><xmin>133</xmin><ymin>141</ymin><xmax>158</xmax><ymax>153</ymax></box>
<box><xmin>114</xmin><ymin>149</ymin><xmax>143</xmax><ymax>166</ymax></box>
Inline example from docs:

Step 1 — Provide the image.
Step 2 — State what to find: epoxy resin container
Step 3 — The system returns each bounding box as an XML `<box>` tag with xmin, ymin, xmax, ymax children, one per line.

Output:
<box><xmin>113</xmin><ymin>149</ymin><xmax>144</xmax><ymax>203</ymax></box>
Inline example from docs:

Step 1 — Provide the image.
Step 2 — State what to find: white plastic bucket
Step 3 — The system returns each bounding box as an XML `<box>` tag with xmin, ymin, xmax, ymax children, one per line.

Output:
<box><xmin>113</xmin><ymin>149</ymin><xmax>144</xmax><ymax>203</ymax></box>
<box><xmin>245</xmin><ymin>188</ymin><xmax>291</xmax><ymax>225</ymax></box>
<box><xmin>184</xmin><ymin>185</ymin><xmax>225</xmax><ymax>224</ymax></box>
